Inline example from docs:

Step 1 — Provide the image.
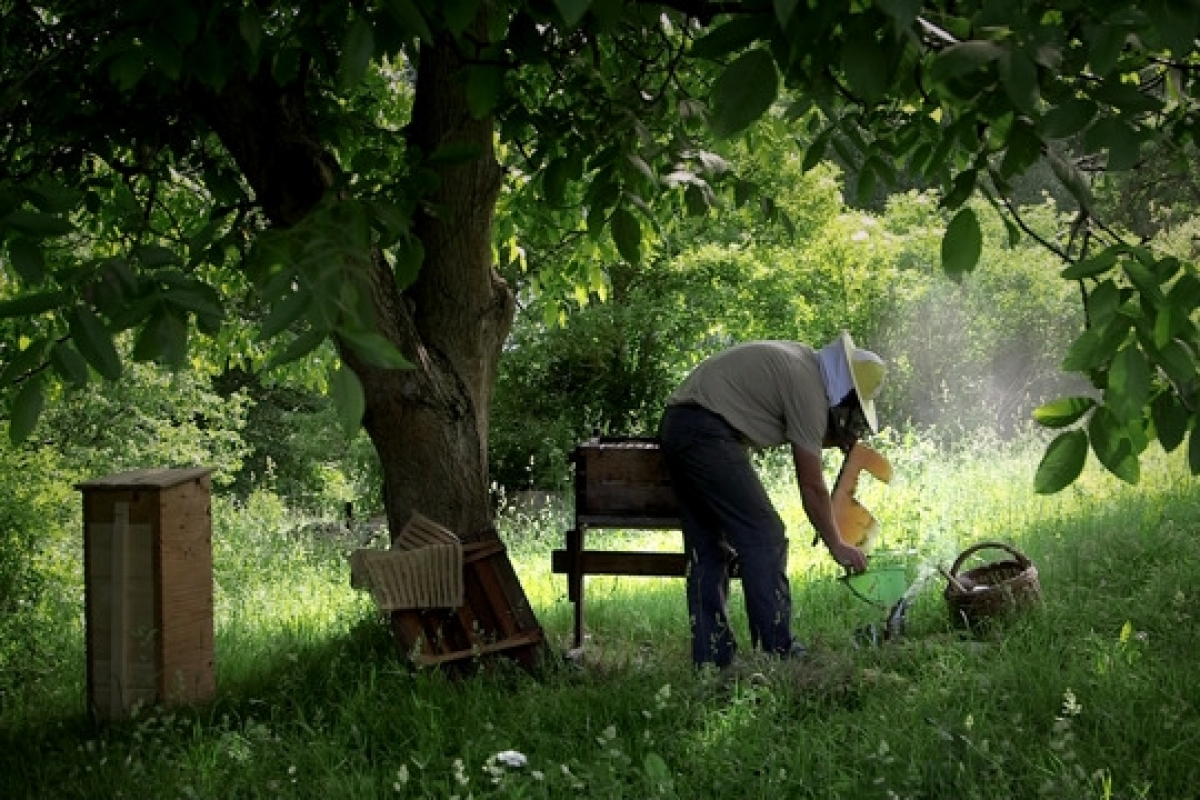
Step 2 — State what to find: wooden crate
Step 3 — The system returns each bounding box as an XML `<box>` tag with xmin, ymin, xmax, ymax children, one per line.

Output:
<box><xmin>77</xmin><ymin>468</ymin><xmax>215</xmax><ymax>719</ymax></box>
<box><xmin>389</xmin><ymin>539</ymin><xmax>544</xmax><ymax>673</ymax></box>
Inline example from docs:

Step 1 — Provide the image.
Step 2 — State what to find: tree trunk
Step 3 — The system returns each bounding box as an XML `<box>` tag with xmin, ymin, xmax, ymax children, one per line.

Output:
<box><xmin>351</xmin><ymin>35</ymin><xmax>514</xmax><ymax>541</ymax></box>
<box><xmin>199</xmin><ymin>40</ymin><xmax>512</xmax><ymax>542</ymax></box>
<box><xmin>198</xmin><ymin>36</ymin><xmax>540</xmax><ymax>658</ymax></box>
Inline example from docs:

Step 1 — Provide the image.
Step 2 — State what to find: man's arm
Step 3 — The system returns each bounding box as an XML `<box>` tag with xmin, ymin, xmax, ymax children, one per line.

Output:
<box><xmin>792</xmin><ymin>443</ymin><xmax>868</xmax><ymax>573</ymax></box>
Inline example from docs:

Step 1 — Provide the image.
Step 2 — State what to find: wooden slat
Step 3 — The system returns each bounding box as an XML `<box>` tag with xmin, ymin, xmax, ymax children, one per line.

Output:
<box><xmin>76</xmin><ymin>467</ymin><xmax>213</xmax><ymax>491</ymax></box>
<box><xmin>575</xmin><ymin>515</ymin><xmax>682</xmax><ymax>530</ymax></box>
<box><xmin>413</xmin><ymin>629</ymin><xmax>545</xmax><ymax>667</ymax></box>
<box><xmin>552</xmin><ymin>549</ymin><xmax>689</xmax><ymax>577</ymax></box>
<box><xmin>156</xmin><ymin>476</ymin><xmax>215</xmax><ymax>703</ymax></box>
<box><xmin>571</xmin><ymin>439</ymin><xmax>680</xmax><ymax>519</ymax></box>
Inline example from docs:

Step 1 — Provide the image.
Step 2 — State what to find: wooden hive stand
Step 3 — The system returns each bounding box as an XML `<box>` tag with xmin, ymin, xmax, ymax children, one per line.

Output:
<box><xmin>551</xmin><ymin>437</ymin><xmax>701</xmax><ymax>650</ymax></box>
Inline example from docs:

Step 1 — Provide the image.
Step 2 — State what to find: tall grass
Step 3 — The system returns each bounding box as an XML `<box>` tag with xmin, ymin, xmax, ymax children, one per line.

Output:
<box><xmin>2</xmin><ymin>435</ymin><xmax>1198</xmax><ymax>799</ymax></box>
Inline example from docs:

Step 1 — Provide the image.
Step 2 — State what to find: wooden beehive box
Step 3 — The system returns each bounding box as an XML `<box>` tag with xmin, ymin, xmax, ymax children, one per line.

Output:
<box><xmin>77</xmin><ymin>468</ymin><xmax>215</xmax><ymax>719</ymax></box>
<box><xmin>571</xmin><ymin>437</ymin><xmax>681</xmax><ymax>527</ymax></box>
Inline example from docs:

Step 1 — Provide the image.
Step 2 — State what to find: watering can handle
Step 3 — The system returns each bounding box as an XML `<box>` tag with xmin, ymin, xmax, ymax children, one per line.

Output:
<box><xmin>838</xmin><ymin>571</ymin><xmax>877</xmax><ymax>606</ymax></box>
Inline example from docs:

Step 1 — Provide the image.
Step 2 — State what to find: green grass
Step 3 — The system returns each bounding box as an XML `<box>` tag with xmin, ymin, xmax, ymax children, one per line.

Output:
<box><xmin>2</xmin><ymin>436</ymin><xmax>1199</xmax><ymax>799</ymax></box>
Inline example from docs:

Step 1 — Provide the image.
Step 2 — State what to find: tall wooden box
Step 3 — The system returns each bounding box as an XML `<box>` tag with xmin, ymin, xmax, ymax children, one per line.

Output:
<box><xmin>77</xmin><ymin>468</ymin><xmax>215</xmax><ymax>719</ymax></box>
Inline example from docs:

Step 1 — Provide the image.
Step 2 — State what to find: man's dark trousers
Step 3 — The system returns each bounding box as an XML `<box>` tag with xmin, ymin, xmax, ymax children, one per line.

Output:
<box><xmin>658</xmin><ymin>403</ymin><xmax>795</xmax><ymax>667</ymax></box>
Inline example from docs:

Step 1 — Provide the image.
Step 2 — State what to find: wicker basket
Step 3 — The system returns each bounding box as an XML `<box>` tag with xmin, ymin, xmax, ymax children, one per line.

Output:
<box><xmin>944</xmin><ymin>541</ymin><xmax>1042</xmax><ymax>631</ymax></box>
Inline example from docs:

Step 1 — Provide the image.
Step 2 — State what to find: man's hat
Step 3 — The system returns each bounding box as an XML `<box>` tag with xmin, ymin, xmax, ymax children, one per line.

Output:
<box><xmin>840</xmin><ymin>332</ymin><xmax>885</xmax><ymax>433</ymax></box>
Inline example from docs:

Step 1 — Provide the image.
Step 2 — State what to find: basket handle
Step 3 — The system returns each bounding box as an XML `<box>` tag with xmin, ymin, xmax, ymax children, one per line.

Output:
<box><xmin>949</xmin><ymin>541</ymin><xmax>1031</xmax><ymax>577</ymax></box>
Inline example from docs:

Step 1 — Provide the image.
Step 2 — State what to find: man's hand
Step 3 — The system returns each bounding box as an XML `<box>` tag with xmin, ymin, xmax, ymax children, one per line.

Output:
<box><xmin>828</xmin><ymin>540</ymin><xmax>868</xmax><ymax>574</ymax></box>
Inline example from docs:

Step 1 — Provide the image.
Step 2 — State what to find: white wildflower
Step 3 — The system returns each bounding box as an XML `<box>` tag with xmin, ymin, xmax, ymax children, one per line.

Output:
<box><xmin>495</xmin><ymin>750</ymin><xmax>528</xmax><ymax>769</ymax></box>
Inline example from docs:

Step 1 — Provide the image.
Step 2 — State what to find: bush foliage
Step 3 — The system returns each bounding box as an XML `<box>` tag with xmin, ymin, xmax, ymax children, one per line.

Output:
<box><xmin>492</xmin><ymin>166</ymin><xmax>1085</xmax><ymax>491</ymax></box>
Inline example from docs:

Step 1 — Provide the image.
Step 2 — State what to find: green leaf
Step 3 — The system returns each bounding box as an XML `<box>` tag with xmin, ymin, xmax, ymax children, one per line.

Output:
<box><xmin>133</xmin><ymin>244</ymin><xmax>182</xmax><ymax>268</ymax></box>
<box><xmin>1168</xmin><ymin>272</ymin><xmax>1200</xmax><ymax>313</ymax></box>
<box><xmin>1107</xmin><ymin>345</ymin><xmax>1150</xmax><ymax>423</ymax></box>
<box><xmin>384</xmin><ymin>0</ymin><xmax>433</xmax><ymax>42</ymax></box>
<box><xmin>1088</xmin><ymin>405</ymin><xmax>1140</xmax><ymax>484</ymax></box>
<box><xmin>392</xmin><ymin>236</ymin><xmax>424</xmax><ymax>290</ymax></box>
<box><xmin>553</xmin><ymin>0</ymin><xmax>591</xmax><ymax>28</ymax></box>
<box><xmin>1086</xmin><ymin>279</ymin><xmax>1123</xmax><ymax>326</ymax></box>
<box><xmin>734</xmin><ymin>179</ymin><xmax>757</xmax><ymax>208</ymax></box>
<box><xmin>133</xmin><ymin>307</ymin><xmax>189</xmax><ymax>367</ymax></box>
<box><xmin>999</xmin><ymin>118</ymin><xmax>1042</xmax><ymax>179</ymax></box>
<box><xmin>1093</xmin><ymin>78</ymin><xmax>1163</xmax><ymax>116</ymax></box>
<box><xmin>1155</xmin><ymin>338</ymin><xmax>1196</xmax><ymax>389</ymax></box>
<box><xmin>9</xmin><ymin>375</ymin><xmax>44</xmax><ymax>446</ymax></box>
<box><xmin>68</xmin><ymin>307</ymin><xmax>122</xmax><ymax>380</ymax></box>
<box><xmin>1033</xmin><ymin>396</ymin><xmax>1096</xmax><ymax>428</ymax></box>
<box><xmin>879</xmin><ymin>0</ymin><xmax>921</xmax><ymax>28</ymax></box>
<box><xmin>264</xmin><ymin>329</ymin><xmax>327</xmax><ymax>371</ymax></box>
<box><xmin>50</xmin><ymin>341</ymin><xmax>90</xmax><ymax>387</ymax></box>
<box><xmin>1154</xmin><ymin>2</ymin><xmax>1200</xmax><ymax>57</ymax></box>
<box><xmin>165</xmin><ymin>284</ymin><xmax>224</xmax><ymax>324</ymax></box>
<box><xmin>1085</xmin><ymin>20</ymin><xmax>1126</xmax><ymax>75</ymax></box>
<box><xmin>1122</xmin><ymin>256</ymin><xmax>1165</xmax><ymax>304</ymax></box>
<box><xmin>442</xmin><ymin>0</ymin><xmax>479</xmax><ymax>36</ymax></box>
<box><xmin>855</xmin><ymin>159</ymin><xmax>877</xmax><ymax>207</ymax></box>
<box><xmin>145</xmin><ymin>28</ymin><xmax>183</xmax><ymax>80</ymax></box>
<box><xmin>940</xmin><ymin>168</ymin><xmax>977</xmax><ymax>211</ymax></box>
<box><xmin>709</xmin><ymin>49</ymin><xmax>778</xmax><ymax>139</ymax></box>
<box><xmin>238</xmin><ymin>7</ymin><xmax>264</xmax><ymax>56</ymax></box>
<box><xmin>340</xmin><ymin>330</ymin><xmax>412</xmax><ymax>370</ymax></box>
<box><xmin>842</xmin><ymin>35</ymin><xmax>888</xmax><ymax>103</ymax></box>
<box><xmin>999</xmin><ymin>49</ymin><xmax>1039</xmax><ymax>114</ymax></box>
<box><xmin>1061</xmin><ymin>248</ymin><xmax>1116</xmax><ymax>280</ymax></box>
<box><xmin>774</xmin><ymin>0</ymin><xmax>800</xmax><ymax>27</ymax></box>
<box><xmin>330</xmin><ymin>365</ymin><xmax>366</xmax><ymax>436</ymax></box>
<box><xmin>689</xmin><ymin>16</ymin><xmax>767</xmax><ymax>60</ymax></box>
<box><xmin>6</xmin><ymin>238</ymin><xmax>46</xmax><ymax>284</ymax></box>
<box><xmin>108</xmin><ymin>49</ymin><xmax>147</xmax><ymax>92</ymax></box>
<box><xmin>2</xmin><ymin>209</ymin><xmax>73</xmax><ymax>238</ymax></box>
<box><xmin>339</xmin><ymin>16</ymin><xmax>375</xmax><ymax>90</ymax></box>
<box><xmin>160</xmin><ymin>3</ymin><xmax>199</xmax><ymax>45</ymax></box>
<box><xmin>544</xmin><ymin>155</ymin><xmax>582</xmax><ymax>206</ymax></box>
<box><xmin>801</xmin><ymin>130</ymin><xmax>832</xmax><ymax>172</ymax></box>
<box><xmin>1151</xmin><ymin>390</ymin><xmax>1190</xmax><ymax>453</ymax></box>
<box><xmin>0</xmin><ymin>338</ymin><xmax>48</xmax><ymax>387</ymax></box>
<box><xmin>1085</xmin><ymin>117</ymin><xmax>1141</xmax><ymax>172</ymax></box>
<box><xmin>26</xmin><ymin>181</ymin><xmax>82</xmax><ymax>215</ymax></box>
<box><xmin>1061</xmin><ymin>317</ymin><xmax>1131</xmax><ymax>374</ymax></box>
<box><xmin>465</xmin><ymin>65</ymin><xmax>502</xmax><ymax>119</ymax></box>
<box><xmin>941</xmin><ymin>208</ymin><xmax>982</xmax><ymax>279</ymax></box>
<box><xmin>0</xmin><ymin>291</ymin><xmax>65</xmax><ymax>318</ymax></box>
<box><xmin>610</xmin><ymin>207</ymin><xmax>642</xmax><ymax>264</ymax></box>
<box><xmin>258</xmin><ymin>290</ymin><xmax>311</xmax><ymax>342</ymax></box>
<box><xmin>929</xmin><ymin>41</ymin><xmax>1002</xmax><ymax>86</ymax></box>
<box><xmin>1034</xmin><ymin>429</ymin><xmax>1089</xmax><ymax>494</ymax></box>
<box><xmin>1041</xmin><ymin>97</ymin><xmax>1097</xmax><ymax>139</ymax></box>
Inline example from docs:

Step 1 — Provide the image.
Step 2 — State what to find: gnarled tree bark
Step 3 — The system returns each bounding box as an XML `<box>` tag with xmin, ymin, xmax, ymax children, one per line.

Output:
<box><xmin>197</xmin><ymin>32</ymin><xmax>540</xmax><ymax>657</ymax></box>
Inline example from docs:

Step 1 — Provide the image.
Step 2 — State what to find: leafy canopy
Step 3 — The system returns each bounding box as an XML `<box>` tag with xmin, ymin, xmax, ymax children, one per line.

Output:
<box><xmin>1</xmin><ymin>0</ymin><xmax>1199</xmax><ymax>490</ymax></box>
